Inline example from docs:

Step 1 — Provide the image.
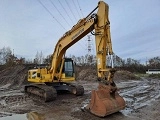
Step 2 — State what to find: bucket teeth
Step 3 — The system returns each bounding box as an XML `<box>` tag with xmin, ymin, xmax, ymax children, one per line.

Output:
<box><xmin>86</xmin><ymin>84</ymin><xmax>125</xmax><ymax>117</ymax></box>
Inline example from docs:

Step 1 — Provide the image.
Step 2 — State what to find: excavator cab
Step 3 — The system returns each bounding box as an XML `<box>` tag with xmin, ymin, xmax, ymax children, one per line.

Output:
<box><xmin>57</xmin><ymin>58</ymin><xmax>75</xmax><ymax>82</ymax></box>
<box><xmin>62</xmin><ymin>58</ymin><xmax>74</xmax><ymax>77</ymax></box>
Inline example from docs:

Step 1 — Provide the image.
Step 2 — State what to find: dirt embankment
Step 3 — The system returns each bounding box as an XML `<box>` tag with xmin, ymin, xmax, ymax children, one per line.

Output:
<box><xmin>76</xmin><ymin>66</ymin><xmax>140</xmax><ymax>81</ymax></box>
<box><xmin>0</xmin><ymin>65</ymin><xmax>29</xmax><ymax>90</ymax></box>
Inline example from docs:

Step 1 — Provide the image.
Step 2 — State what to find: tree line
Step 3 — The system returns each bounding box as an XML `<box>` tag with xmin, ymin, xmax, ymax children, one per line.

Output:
<box><xmin>0</xmin><ymin>46</ymin><xmax>160</xmax><ymax>73</ymax></box>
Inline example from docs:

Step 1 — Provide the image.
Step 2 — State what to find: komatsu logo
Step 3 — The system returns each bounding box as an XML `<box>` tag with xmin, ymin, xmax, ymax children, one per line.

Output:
<box><xmin>72</xmin><ymin>28</ymin><xmax>84</xmax><ymax>40</ymax></box>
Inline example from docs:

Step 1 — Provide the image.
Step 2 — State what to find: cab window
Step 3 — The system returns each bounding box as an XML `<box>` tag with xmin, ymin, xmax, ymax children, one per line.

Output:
<box><xmin>32</xmin><ymin>72</ymin><xmax>37</xmax><ymax>79</ymax></box>
<box><xmin>64</xmin><ymin>61</ymin><xmax>74</xmax><ymax>77</ymax></box>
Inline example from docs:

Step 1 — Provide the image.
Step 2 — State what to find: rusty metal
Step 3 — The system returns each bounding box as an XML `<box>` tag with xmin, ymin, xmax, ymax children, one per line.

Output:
<box><xmin>85</xmin><ymin>83</ymin><xmax>125</xmax><ymax>117</ymax></box>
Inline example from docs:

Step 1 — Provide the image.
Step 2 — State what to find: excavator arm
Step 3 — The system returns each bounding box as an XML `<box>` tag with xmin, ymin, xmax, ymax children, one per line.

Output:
<box><xmin>50</xmin><ymin>1</ymin><xmax>114</xmax><ymax>83</ymax></box>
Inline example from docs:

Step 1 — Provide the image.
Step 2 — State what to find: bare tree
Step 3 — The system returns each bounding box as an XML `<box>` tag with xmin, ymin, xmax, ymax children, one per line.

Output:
<box><xmin>43</xmin><ymin>54</ymin><xmax>52</xmax><ymax>64</ymax></box>
<box><xmin>148</xmin><ymin>56</ymin><xmax>160</xmax><ymax>68</ymax></box>
<box><xmin>0</xmin><ymin>47</ymin><xmax>12</xmax><ymax>65</ymax></box>
<box><xmin>34</xmin><ymin>51</ymin><xmax>44</xmax><ymax>64</ymax></box>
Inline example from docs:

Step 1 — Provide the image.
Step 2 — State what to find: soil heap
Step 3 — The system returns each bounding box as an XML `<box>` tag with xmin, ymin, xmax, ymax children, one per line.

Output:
<box><xmin>0</xmin><ymin>65</ymin><xmax>140</xmax><ymax>90</ymax></box>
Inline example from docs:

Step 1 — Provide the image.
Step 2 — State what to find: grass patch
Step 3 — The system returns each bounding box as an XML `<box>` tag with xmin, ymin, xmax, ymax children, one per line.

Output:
<box><xmin>148</xmin><ymin>74</ymin><xmax>160</xmax><ymax>79</ymax></box>
<box><xmin>135</xmin><ymin>73</ymin><xmax>148</xmax><ymax>77</ymax></box>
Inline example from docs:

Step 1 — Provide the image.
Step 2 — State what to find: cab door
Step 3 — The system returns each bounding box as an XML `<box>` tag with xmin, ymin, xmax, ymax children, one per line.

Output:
<box><xmin>63</xmin><ymin>58</ymin><xmax>74</xmax><ymax>77</ymax></box>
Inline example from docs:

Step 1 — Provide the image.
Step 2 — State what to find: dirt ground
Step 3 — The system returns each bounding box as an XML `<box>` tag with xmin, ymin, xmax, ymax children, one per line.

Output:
<box><xmin>0</xmin><ymin>65</ymin><xmax>160</xmax><ymax>120</ymax></box>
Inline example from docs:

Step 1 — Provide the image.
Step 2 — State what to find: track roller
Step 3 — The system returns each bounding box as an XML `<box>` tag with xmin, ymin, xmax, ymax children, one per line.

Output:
<box><xmin>72</xmin><ymin>85</ymin><xmax>84</xmax><ymax>96</ymax></box>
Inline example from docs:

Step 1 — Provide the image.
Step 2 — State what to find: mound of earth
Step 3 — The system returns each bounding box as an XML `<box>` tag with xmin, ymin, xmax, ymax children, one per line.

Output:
<box><xmin>0</xmin><ymin>65</ymin><xmax>29</xmax><ymax>89</ymax></box>
<box><xmin>76</xmin><ymin>66</ymin><xmax>97</xmax><ymax>81</ymax></box>
<box><xmin>114</xmin><ymin>70</ymin><xmax>140</xmax><ymax>80</ymax></box>
<box><xmin>76</xmin><ymin>66</ymin><xmax>140</xmax><ymax>81</ymax></box>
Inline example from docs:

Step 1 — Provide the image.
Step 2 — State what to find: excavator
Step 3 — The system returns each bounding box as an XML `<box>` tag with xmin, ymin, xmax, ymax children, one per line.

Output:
<box><xmin>24</xmin><ymin>1</ymin><xmax>125</xmax><ymax>117</ymax></box>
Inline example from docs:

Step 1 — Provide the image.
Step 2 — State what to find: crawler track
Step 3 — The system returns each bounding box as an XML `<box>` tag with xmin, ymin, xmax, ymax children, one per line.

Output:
<box><xmin>25</xmin><ymin>84</ymin><xmax>57</xmax><ymax>102</ymax></box>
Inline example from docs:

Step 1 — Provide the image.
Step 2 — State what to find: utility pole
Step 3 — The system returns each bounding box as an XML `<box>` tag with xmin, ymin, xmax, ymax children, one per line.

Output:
<box><xmin>87</xmin><ymin>35</ymin><xmax>92</xmax><ymax>56</ymax></box>
<box><xmin>86</xmin><ymin>35</ymin><xmax>93</xmax><ymax>64</ymax></box>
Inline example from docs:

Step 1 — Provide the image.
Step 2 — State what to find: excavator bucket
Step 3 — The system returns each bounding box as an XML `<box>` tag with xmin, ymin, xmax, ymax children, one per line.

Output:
<box><xmin>85</xmin><ymin>83</ymin><xmax>125</xmax><ymax>117</ymax></box>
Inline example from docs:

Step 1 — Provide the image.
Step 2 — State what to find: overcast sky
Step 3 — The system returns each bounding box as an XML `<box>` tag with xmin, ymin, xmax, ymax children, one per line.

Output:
<box><xmin>0</xmin><ymin>0</ymin><xmax>160</xmax><ymax>63</ymax></box>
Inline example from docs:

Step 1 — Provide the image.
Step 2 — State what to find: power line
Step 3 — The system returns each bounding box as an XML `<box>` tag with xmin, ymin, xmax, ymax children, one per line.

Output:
<box><xmin>65</xmin><ymin>0</ymin><xmax>77</xmax><ymax>21</ymax></box>
<box><xmin>38</xmin><ymin>0</ymin><xmax>85</xmax><ymax>53</ymax></box>
<box><xmin>58</xmin><ymin>0</ymin><xmax>74</xmax><ymax>24</ymax></box>
<box><xmin>37</xmin><ymin>0</ymin><xmax>66</xmax><ymax>30</ymax></box>
<box><xmin>76</xmin><ymin>0</ymin><xmax>84</xmax><ymax>17</ymax></box>
<box><xmin>49</xmin><ymin>0</ymin><xmax>71</xmax><ymax>28</ymax></box>
<box><xmin>72</xmin><ymin>0</ymin><xmax>81</xmax><ymax>18</ymax></box>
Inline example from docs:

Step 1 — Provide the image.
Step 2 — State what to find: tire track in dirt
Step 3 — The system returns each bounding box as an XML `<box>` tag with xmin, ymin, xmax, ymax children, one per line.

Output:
<box><xmin>118</xmin><ymin>78</ymin><xmax>160</xmax><ymax>115</ymax></box>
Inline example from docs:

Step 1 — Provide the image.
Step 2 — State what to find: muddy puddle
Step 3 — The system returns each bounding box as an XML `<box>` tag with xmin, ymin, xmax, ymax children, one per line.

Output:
<box><xmin>0</xmin><ymin>114</ymin><xmax>27</xmax><ymax>120</ymax></box>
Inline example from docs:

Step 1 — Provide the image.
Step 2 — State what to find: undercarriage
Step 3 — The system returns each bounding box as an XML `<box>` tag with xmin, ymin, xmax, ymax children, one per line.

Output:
<box><xmin>24</xmin><ymin>82</ymin><xmax>84</xmax><ymax>102</ymax></box>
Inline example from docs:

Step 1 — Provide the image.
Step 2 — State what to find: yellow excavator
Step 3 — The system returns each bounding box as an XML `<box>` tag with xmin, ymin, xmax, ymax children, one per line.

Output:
<box><xmin>25</xmin><ymin>1</ymin><xmax>125</xmax><ymax>117</ymax></box>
